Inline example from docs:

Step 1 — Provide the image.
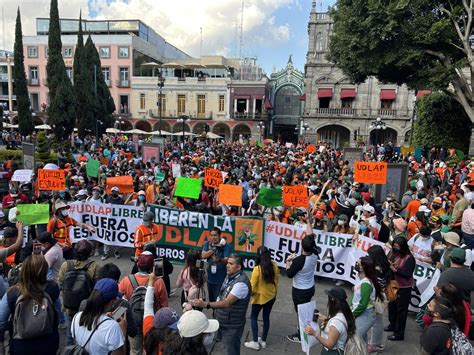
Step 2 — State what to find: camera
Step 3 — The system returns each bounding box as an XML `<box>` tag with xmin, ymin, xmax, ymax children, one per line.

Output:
<box><xmin>196</xmin><ymin>259</ymin><xmax>206</xmax><ymax>270</ymax></box>
<box><xmin>154</xmin><ymin>258</ymin><xmax>164</xmax><ymax>277</ymax></box>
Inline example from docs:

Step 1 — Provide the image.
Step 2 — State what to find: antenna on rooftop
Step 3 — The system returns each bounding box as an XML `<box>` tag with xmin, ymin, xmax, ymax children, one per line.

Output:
<box><xmin>239</xmin><ymin>0</ymin><xmax>244</xmax><ymax>59</ymax></box>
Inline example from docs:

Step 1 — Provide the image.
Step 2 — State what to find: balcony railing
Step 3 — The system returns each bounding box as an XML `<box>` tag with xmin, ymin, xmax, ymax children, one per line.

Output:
<box><xmin>378</xmin><ymin>109</ymin><xmax>397</xmax><ymax>117</ymax></box>
<box><xmin>148</xmin><ymin>109</ymin><xmax>213</xmax><ymax>120</ymax></box>
<box><xmin>28</xmin><ymin>78</ymin><xmax>39</xmax><ymax>86</ymax></box>
<box><xmin>311</xmin><ymin>107</ymin><xmax>410</xmax><ymax>119</ymax></box>
<box><xmin>230</xmin><ymin>112</ymin><xmax>268</xmax><ymax>121</ymax></box>
<box><xmin>116</xmin><ymin>79</ymin><xmax>130</xmax><ymax>88</ymax></box>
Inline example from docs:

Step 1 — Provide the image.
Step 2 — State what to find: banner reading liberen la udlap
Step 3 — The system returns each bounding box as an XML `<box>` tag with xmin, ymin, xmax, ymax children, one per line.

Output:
<box><xmin>148</xmin><ymin>204</ymin><xmax>263</xmax><ymax>266</ymax></box>
<box><xmin>68</xmin><ymin>202</ymin><xmax>144</xmax><ymax>247</ymax></box>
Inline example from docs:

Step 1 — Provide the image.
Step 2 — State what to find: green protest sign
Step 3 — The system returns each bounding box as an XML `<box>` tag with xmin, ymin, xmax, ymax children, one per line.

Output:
<box><xmin>155</xmin><ymin>172</ymin><xmax>165</xmax><ymax>182</ymax></box>
<box><xmin>174</xmin><ymin>177</ymin><xmax>202</xmax><ymax>199</ymax></box>
<box><xmin>17</xmin><ymin>204</ymin><xmax>50</xmax><ymax>225</ymax></box>
<box><xmin>86</xmin><ymin>159</ymin><xmax>100</xmax><ymax>178</ymax></box>
<box><xmin>257</xmin><ymin>187</ymin><xmax>282</xmax><ymax>207</ymax></box>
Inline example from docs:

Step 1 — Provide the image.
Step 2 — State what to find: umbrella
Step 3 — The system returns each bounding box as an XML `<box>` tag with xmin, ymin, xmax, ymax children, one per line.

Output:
<box><xmin>106</xmin><ymin>128</ymin><xmax>120</xmax><ymax>134</ymax></box>
<box><xmin>124</xmin><ymin>129</ymin><xmax>149</xmax><ymax>135</ymax></box>
<box><xmin>44</xmin><ymin>163</ymin><xmax>59</xmax><ymax>170</ymax></box>
<box><xmin>150</xmin><ymin>130</ymin><xmax>173</xmax><ymax>136</ymax></box>
<box><xmin>206</xmin><ymin>132</ymin><xmax>223</xmax><ymax>139</ymax></box>
<box><xmin>10</xmin><ymin>124</ymin><xmax>18</xmax><ymax>129</ymax></box>
<box><xmin>35</xmin><ymin>124</ymin><xmax>52</xmax><ymax>130</ymax></box>
<box><xmin>173</xmin><ymin>131</ymin><xmax>196</xmax><ymax>136</ymax></box>
<box><xmin>141</xmin><ymin>62</ymin><xmax>162</xmax><ymax>67</ymax></box>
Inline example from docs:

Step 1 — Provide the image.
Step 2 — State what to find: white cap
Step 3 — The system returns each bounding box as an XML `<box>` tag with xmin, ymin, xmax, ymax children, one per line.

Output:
<box><xmin>111</xmin><ymin>186</ymin><xmax>120</xmax><ymax>192</ymax></box>
<box><xmin>419</xmin><ymin>205</ymin><xmax>431</xmax><ymax>213</ymax></box>
<box><xmin>77</xmin><ymin>189</ymin><xmax>88</xmax><ymax>196</ymax></box>
<box><xmin>177</xmin><ymin>310</ymin><xmax>219</xmax><ymax>338</ymax></box>
<box><xmin>363</xmin><ymin>205</ymin><xmax>375</xmax><ymax>214</ymax></box>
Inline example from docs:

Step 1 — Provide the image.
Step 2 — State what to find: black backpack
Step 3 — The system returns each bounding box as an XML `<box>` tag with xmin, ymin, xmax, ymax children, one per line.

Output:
<box><xmin>62</xmin><ymin>261</ymin><xmax>94</xmax><ymax>311</ymax></box>
<box><xmin>128</xmin><ymin>274</ymin><xmax>149</xmax><ymax>329</ymax></box>
<box><xmin>13</xmin><ymin>290</ymin><xmax>55</xmax><ymax>339</ymax></box>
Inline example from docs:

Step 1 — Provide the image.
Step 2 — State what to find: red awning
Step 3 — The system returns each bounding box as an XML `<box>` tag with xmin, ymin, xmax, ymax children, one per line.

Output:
<box><xmin>340</xmin><ymin>88</ymin><xmax>356</xmax><ymax>99</ymax></box>
<box><xmin>318</xmin><ymin>88</ymin><xmax>333</xmax><ymax>98</ymax></box>
<box><xmin>416</xmin><ymin>90</ymin><xmax>432</xmax><ymax>98</ymax></box>
<box><xmin>264</xmin><ymin>97</ymin><xmax>272</xmax><ymax>110</ymax></box>
<box><xmin>299</xmin><ymin>93</ymin><xmax>306</xmax><ymax>101</ymax></box>
<box><xmin>380</xmin><ymin>89</ymin><xmax>396</xmax><ymax>100</ymax></box>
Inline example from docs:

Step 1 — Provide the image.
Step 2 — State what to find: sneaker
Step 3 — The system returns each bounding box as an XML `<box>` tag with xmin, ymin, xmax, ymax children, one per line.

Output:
<box><xmin>286</xmin><ymin>332</ymin><xmax>301</xmax><ymax>343</ymax></box>
<box><xmin>244</xmin><ymin>341</ymin><xmax>260</xmax><ymax>350</ymax></box>
<box><xmin>101</xmin><ymin>254</ymin><xmax>109</xmax><ymax>261</ymax></box>
<box><xmin>114</xmin><ymin>251</ymin><xmax>120</xmax><ymax>259</ymax></box>
<box><xmin>368</xmin><ymin>345</ymin><xmax>384</xmax><ymax>353</ymax></box>
<box><xmin>258</xmin><ymin>337</ymin><xmax>266</xmax><ymax>349</ymax></box>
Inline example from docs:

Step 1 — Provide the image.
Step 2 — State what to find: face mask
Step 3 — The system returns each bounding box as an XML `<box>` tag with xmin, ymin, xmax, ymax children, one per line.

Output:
<box><xmin>61</xmin><ymin>209</ymin><xmax>69</xmax><ymax>217</ymax></box>
<box><xmin>338</xmin><ymin>220</ymin><xmax>345</xmax><ymax>226</ymax></box>
<box><xmin>432</xmin><ymin>204</ymin><xmax>441</xmax><ymax>210</ymax></box>
<box><xmin>392</xmin><ymin>247</ymin><xmax>401</xmax><ymax>253</ymax></box>
<box><xmin>93</xmin><ymin>191</ymin><xmax>100</xmax><ymax>198</ymax></box>
<box><xmin>359</xmin><ymin>225</ymin><xmax>368</xmax><ymax>232</ymax></box>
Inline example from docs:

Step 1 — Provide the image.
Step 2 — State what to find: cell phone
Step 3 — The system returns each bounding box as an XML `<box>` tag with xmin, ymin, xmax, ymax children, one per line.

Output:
<box><xmin>33</xmin><ymin>243</ymin><xmax>42</xmax><ymax>255</ymax></box>
<box><xmin>313</xmin><ymin>309</ymin><xmax>320</xmax><ymax>322</ymax></box>
<box><xmin>111</xmin><ymin>306</ymin><xmax>127</xmax><ymax>321</ymax></box>
<box><xmin>154</xmin><ymin>258</ymin><xmax>164</xmax><ymax>277</ymax></box>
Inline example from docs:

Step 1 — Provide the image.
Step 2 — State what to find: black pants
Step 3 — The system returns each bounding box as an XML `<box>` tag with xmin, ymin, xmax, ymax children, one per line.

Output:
<box><xmin>388</xmin><ymin>287</ymin><xmax>411</xmax><ymax>338</ymax></box>
<box><xmin>292</xmin><ymin>286</ymin><xmax>315</xmax><ymax>331</ymax></box>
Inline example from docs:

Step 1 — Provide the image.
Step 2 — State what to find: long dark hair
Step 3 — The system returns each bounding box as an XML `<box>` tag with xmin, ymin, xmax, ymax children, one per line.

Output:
<box><xmin>256</xmin><ymin>246</ymin><xmax>275</xmax><ymax>284</ymax></box>
<box><xmin>79</xmin><ymin>290</ymin><xmax>109</xmax><ymax>330</ymax></box>
<box><xmin>432</xmin><ymin>296</ymin><xmax>456</xmax><ymax>321</ymax></box>
<box><xmin>145</xmin><ymin>327</ymin><xmax>179</xmax><ymax>355</ymax></box>
<box><xmin>324</xmin><ymin>295</ymin><xmax>356</xmax><ymax>337</ymax></box>
<box><xmin>175</xmin><ymin>334</ymin><xmax>208</xmax><ymax>355</ymax></box>
<box><xmin>16</xmin><ymin>254</ymin><xmax>48</xmax><ymax>303</ymax></box>
<box><xmin>392</xmin><ymin>236</ymin><xmax>411</xmax><ymax>257</ymax></box>
<box><xmin>184</xmin><ymin>249</ymin><xmax>200</xmax><ymax>286</ymax></box>
<box><xmin>360</xmin><ymin>256</ymin><xmax>384</xmax><ymax>302</ymax></box>
<box><xmin>441</xmin><ymin>283</ymin><xmax>466</xmax><ymax>331</ymax></box>
<box><xmin>367</xmin><ymin>245</ymin><xmax>392</xmax><ymax>283</ymax></box>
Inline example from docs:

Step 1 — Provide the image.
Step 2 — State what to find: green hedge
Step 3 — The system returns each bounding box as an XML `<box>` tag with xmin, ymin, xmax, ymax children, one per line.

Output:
<box><xmin>0</xmin><ymin>150</ymin><xmax>58</xmax><ymax>168</ymax></box>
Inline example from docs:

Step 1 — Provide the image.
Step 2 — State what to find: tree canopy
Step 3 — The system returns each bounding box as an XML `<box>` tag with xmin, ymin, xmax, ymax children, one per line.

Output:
<box><xmin>328</xmin><ymin>0</ymin><xmax>473</xmax><ymax>122</ymax></box>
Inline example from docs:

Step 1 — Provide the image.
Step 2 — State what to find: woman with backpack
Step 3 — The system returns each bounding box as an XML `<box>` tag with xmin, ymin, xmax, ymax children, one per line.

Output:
<box><xmin>0</xmin><ymin>254</ymin><xmax>60</xmax><ymax>355</ymax></box>
<box><xmin>71</xmin><ymin>278</ymin><xmax>127</xmax><ymax>355</ymax></box>
<box><xmin>304</xmin><ymin>286</ymin><xmax>356</xmax><ymax>354</ymax></box>
<box><xmin>244</xmin><ymin>246</ymin><xmax>279</xmax><ymax>351</ymax></box>
<box><xmin>351</xmin><ymin>256</ymin><xmax>384</xmax><ymax>343</ymax></box>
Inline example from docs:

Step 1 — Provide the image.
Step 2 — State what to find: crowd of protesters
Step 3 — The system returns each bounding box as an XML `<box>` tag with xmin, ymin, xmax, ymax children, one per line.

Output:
<box><xmin>0</xmin><ymin>133</ymin><xmax>473</xmax><ymax>354</ymax></box>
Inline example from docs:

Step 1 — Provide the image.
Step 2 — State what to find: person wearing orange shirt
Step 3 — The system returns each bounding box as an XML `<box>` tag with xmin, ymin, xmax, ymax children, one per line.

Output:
<box><xmin>134</xmin><ymin>211</ymin><xmax>160</xmax><ymax>257</ymax></box>
<box><xmin>47</xmin><ymin>201</ymin><xmax>96</xmax><ymax>259</ymax></box>
<box><xmin>405</xmin><ymin>192</ymin><xmax>425</xmax><ymax>221</ymax></box>
<box><xmin>146</xmin><ymin>180</ymin><xmax>160</xmax><ymax>204</ymax></box>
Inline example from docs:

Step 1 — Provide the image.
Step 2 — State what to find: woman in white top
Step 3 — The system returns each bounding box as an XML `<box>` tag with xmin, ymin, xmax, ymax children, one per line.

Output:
<box><xmin>304</xmin><ymin>287</ymin><xmax>356</xmax><ymax>354</ymax></box>
<box><xmin>71</xmin><ymin>278</ymin><xmax>127</xmax><ymax>355</ymax></box>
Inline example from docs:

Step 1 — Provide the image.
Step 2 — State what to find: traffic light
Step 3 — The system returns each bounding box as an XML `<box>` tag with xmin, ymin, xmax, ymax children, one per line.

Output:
<box><xmin>353</xmin><ymin>130</ymin><xmax>357</xmax><ymax>141</ymax></box>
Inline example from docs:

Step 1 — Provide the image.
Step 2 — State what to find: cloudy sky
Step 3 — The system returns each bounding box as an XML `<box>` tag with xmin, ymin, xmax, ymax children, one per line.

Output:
<box><xmin>0</xmin><ymin>0</ymin><xmax>335</xmax><ymax>74</ymax></box>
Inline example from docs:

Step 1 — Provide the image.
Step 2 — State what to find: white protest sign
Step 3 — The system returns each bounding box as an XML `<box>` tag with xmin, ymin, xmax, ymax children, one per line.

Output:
<box><xmin>298</xmin><ymin>301</ymin><xmax>318</xmax><ymax>355</ymax></box>
<box><xmin>172</xmin><ymin>163</ymin><xmax>181</xmax><ymax>178</ymax></box>
<box><xmin>68</xmin><ymin>201</ymin><xmax>144</xmax><ymax>247</ymax></box>
<box><xmin>11</xmin><ymin>169</ymin><xmax>33</xmax><ymax>182</ymax></box>
<box><xmin>419</xmin><ymin>268</ymin><xmax>441</xmax><ymax>307</ymax></box>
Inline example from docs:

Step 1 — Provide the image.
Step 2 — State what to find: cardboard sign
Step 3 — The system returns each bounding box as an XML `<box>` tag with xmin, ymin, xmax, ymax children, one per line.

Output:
<box><xmin>11</xmin><ymin>169</ymin><xmax>33</xmax><ymax>182</ymax></box>
<box><xmin>204</xmin><ymin>168</ymin><xmax>223</xmax><ymax>188</ymax></box>
<box><xmin>37</xmin><ymin>169</ymin><xmax>66</xmax><ymax>191</ymax></box>
<box><xmin>354</xmin><ymin>161</ymin><xmax>387</xmax><ymax>184</ymax></box>
<box><xmin>17</xmin><ymin>204</ymin><xmax>50</xmax><ymax>225</ymax></box>
<box><xmin>106</xmin><ymin>176</ymin><xmax>134</xmax><ymax>194</ymax></box>
<box><xmin>306</xmin><ymin>144</ymin><xmax>315</xmax><ymax>153</ymax></box>
<box><xmin>174</xmin><ymin>177</ymin><xmax>201</xmax><ymax>199</ymax></box>
<box><xmin>172</xmin><ymin>163</ymin><xmax>181</xmax><ymax>178</ymax></box>
<box><xmin>155</xmin><ymin>172</ymin><xmax>165</xmax><ymax>182</ymax></box>
<box><xmin>99</xmin><ymin>157</ymin><xmax>109</xmax><ymax>166</ymax></box>
<box><xmin>283</xmin><ymin>185</ymin><xmax>309</xmax><ymax>207</ymax></box>
<box><xmin>218</xmin><ymin>184</ymin><xmax>243</xmax><ymax>206</ymax></box>
<box><xmin>86</xmin><ymin>159</ymin><xmax>100</xmax><ymax>178</ymax></box>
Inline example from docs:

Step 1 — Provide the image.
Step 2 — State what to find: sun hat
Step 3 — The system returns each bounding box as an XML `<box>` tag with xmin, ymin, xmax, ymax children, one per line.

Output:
<box><xmin>177</xmin><ymin>310</ymin><xmax>219</xmax><ymax>338</ymax></box>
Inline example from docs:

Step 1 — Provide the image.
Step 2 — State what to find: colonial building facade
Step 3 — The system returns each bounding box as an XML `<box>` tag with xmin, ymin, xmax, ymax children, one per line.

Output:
<box><xmin>304</xmin><ymin>2</ymin><xmax>427</xmax><ymax>148</ymax></box>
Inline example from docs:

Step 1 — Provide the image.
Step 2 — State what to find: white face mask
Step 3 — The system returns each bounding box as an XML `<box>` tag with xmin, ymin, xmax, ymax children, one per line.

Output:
<box><xmin>61</xmin><ymin>209</ymin><xmax>69</xmax><ymax>217</ymax></box>
<box><xmin>338</xmin><ymin>220</ymin><xmax>345</xmax><ymax>226</ymax></box>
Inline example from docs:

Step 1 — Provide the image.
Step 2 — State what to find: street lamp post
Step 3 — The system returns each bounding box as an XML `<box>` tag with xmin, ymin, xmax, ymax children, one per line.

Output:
<box><xmin>177</xmin><ymin>115</ymin><xmax>189</xmax><ymax>143</ymax></box>
<box><xmin>302</xmin><ymin>123</ymin><xmax>310</xmax><ymax>142</ymax></box>
<box><xmin>157</xmin><ymin>70</ymin><xmax>165</xmax><ymax>136</ymax></box>
<box><xmin>369</xmin><ymin>117</ymin><xmax>386</xmax><ymax>146</ymax></box>
<box><xmin>257</xmin><ymin>121</ymin><xmax>265</xmax><ymax>141</ymax></box>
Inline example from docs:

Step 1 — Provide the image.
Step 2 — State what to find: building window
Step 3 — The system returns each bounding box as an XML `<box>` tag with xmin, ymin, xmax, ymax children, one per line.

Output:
<box><xmin>27</xmin><ymin>46</ymin><xmax>38</xmax><ymax>58</ymax></box>
<box><xmin>119</xmin><ymin>67</ymin><xmax>129</xmax><ymax>86</ymax></box>
<box><xmin>219</xmin><ymin>95</ymin><xmax>225</xmax><ymax>112</ymax></box>
<box><xmin>45</xmin><ymin>47</ymin><xmax>49</xmax><ymax>58</ymax></box>
<box><xmin>101</xmin><ymin>67</ymin><xmax>111</xmax><ymax>86</ymax></box>
<box><xmin>197</xmin><ymin>95</ymin><xmax>205</xmax><ymax>117</ymax></box>
<box><xmin>341</xmin><ymin>98</ymin><xmax>353</xmax><ymax>109</ymax></box>
<box><xmin>118</xmin><ymin>47</ymin><xmax>129</xmax><ymax>58</ymax></box>
<box><xmin>65</xmin><ymin>67</ymin><xmax>73</xmax><ymax>81</ymax></box>
<box><xmin>158</xmin><ymin>94</ymin><xmax>166</xmax><ymax>115</ymax></box>
<box><xmin>139</xmin><ymin>93</ymin><xmax>146</xmax><ymax>110</ymax></box>
<box><xmin>63</xmin><ymin>47</ymin><xmax>73</xmax><ymax>58</ymax></box>
<box><xmin>29</xmin><ymin>66</ymin><xmax>39</xmax><ymax>85</ymax></box>
<box><xmin>316</xmin><ymin>32</ymin><xmax>324</xmax><ymax>51</ymax></box>
<box><xmin>99</xmin><ymin>46</ymin><xmax>110</xmax><ymax>58</ymax></box>
<box><xmin>119</xmin><ymin>95</ymin><xmax>129</xmax><ymax>114</ymax></box>
<box><xmin>177</xmin><ymin>94</ymin><xmax>186</xmax><ymax>115</ymax></box>
<box><xmin>381</xmin><ymin>99</ymin><xmax>393</xmax><ymax>109</ymax></box>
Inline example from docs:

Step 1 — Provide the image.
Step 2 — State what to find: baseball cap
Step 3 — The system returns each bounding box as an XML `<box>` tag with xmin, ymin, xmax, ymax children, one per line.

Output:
<box><xmin>450</xmin><ymin>247</ymin><xmax>466</xmax><ymax>264</ymax></box>
<box><xmin>137</xmin><ymin>251</ymin><xmax>154</xmax><ymax>270</ymax></box>
<box><xmin>94</xmin><ymin>278</ymin><xmax>122</xmax><ymax>301</ymax></box>
<box><xmin>137</xmin><ymin>190</ymin><xmax>146</xmax><ymax>196</ymax></box>
<box><xmin>153</xmin><ymin>307</ymin><xmax>180</xmax><ymax>330</ymax></box>
<box><xmin>177</xmin><ymin>310</ymin><xmax>219</xmax><ymax>338</ymax></box>
<box><xmin>363</xmin><ymin>205</ymin><xmax>375</xmax><ymax>214</ymax></box>
<box><xmin>442</xmin><ymin>231</ymin><xmax>460</xmax><ymax>247</ymax></box>
<box><xmin>111</xmin><ymin>186</ymin><xmax>120</xmax><ymax>193</ymax></box>
<box><xmin>324</xmin><ymin>287</ymin><xmax>347</xmax><ymax>301</ymax></box>
<box><xmin>418</xmin><ymin>205</ymin><xmax>431</xmax><ymax>213</ymax></box>
<box><xmin>54</xmin><ymin>201</ymin><xmax>70</xmax><ymax>211</ymax></box>
<box><xmin>433</xmin><ymin>197</ymin><xmax>442</xmax><ymax>204</ymax></box>
<box><xmin>420</xmin><ymin>198</ymin><xmax>429</xmax><ymax>205</ymax></box>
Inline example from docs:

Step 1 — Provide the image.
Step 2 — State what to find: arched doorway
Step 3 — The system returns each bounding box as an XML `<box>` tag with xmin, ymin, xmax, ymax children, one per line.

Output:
<box><xmin>118</xmin><ymin>120</ymin><xmax>133</xmax><ymax>131</ymax></box>
<box><xmin>193</xmin><ymin>122</ymin><xmax>208</xmax><ymax>136</ymax></box>
<box><xmin>153</xmin><ymin>121</ymin><xmax>171</xmax><ymax>132</ymax></box>
<box><xmin>274</xmin><ymin>86</ymin><xmax>301</xmax><ymax>116</ymax></box>
<box><xmin>172</xmin><ymin>122</ymin><xmax>191</xmax><ymax>133</ymax></box>
<box><xmin>212</xmin><ymin>123</ymin><xmax>231</xmax><ymax>140</ymax></box>
<box><xmin>232</xmin><ymin>124</ymin><xmax>251</xmax><ymax>141</ymax></box>
<box><xmin>369</xmin><ymin>127</ymin><xmax>397</xmax><ymax>145</ymax></box>
<box><xmin>135</xmin><ymin>120</ymin><xmax>152</xmax><ymax>132</ymax></box>
<box><xmin>317</xmin><ymin>125</ymin><xmax>350</xmax><ymax>148</ymax></box>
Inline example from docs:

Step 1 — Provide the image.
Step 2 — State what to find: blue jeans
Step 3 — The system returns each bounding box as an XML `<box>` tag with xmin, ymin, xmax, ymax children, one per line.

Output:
<box><xmin>54</xmin><ymin>297</ymin><xmax>65</xmax><ymax>324</ymax></box>
<box><xmin>250</xmin><ymin>297</ymin><xmax>276</xmax><ymax>342</ymax></box>
<box><xmin>355</xmin><ymin>307</ymin><xmax>376</xmax><ymax>343</ymax></box>
<box><xmin>370</xmin><ymin>311</ymin><xmax>384</xmax><ymax>347</ymax></box>
<box><xmin>208</xmin><ymin>282</ymin><xmax>222</xmax><ymax>302</ymax></box>
<box><xmin>219</xmin><ymin>324</ymin><xmax>245</xmax><ymax>355</ymax></box>
<box><xmin>463</xmin><ymin>232</ymin><xmax>474</xmax><ymax>249</ymax></box>
<box><xmin>65</xmin><ymin>313</ymin><xmax>75</xmax><ymax>346</ymax></box>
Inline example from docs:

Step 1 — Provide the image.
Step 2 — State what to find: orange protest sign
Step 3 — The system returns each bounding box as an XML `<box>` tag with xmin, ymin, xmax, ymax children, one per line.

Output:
<box><xmin>99</xmin><ymin>157</ymin><xmax>109</xmax><ymax>166</ymax></box>
<box><xmin>106</xmin><ymin>176</ymin><xmax>134</xmax><ymax>194</ymax></box>
<box><xmin>218</xmin><ymin>184</ymin><xmax>243</xmax><ymax>206</ymax></box>
<box><xmin>354</xmin><ymin>161</ymin><xmax>387</xmax><ymax>184</ymax></box>
<box><xmin>204</xmin><ymin>168</ymin><xmax>223</xmax><ymax>188</ymax></box>
<box><xmin>37</xmin><ymin>169</ymin><xmax>66</xmax><ymax>191</ymax></box>
<box><xmin>283</xmin><ymin>185</ymin><xmax>309</xmax><ymax>207</ymax></box>
<box><xmin>306</xmin><ymin>144</ymin><xmax>315</xmax><ymax>153</ymax></box>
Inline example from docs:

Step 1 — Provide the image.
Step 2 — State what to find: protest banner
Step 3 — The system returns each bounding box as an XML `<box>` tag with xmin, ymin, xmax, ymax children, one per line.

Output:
<box><xmin>105</xmin><ymin>176</ymin><xmax>134</xmax><ymax>194</ymax></box>
<box><xmin>172</xmin><ymin>163</ymin><xmax>181</xmax><ymax>178</ymax></box>
<box><xmin>282</xmin><ymin>185</ymin><xmax>309</xmax><ymax>207</ymax></box>
<box><xmin>11</xmin><ymin>169</ymin><xmax>33</xmax><ymax>182</ymax></box>
<box><xmin>401</xmin><ymin>147</ymin><xmax>415</xmax><ymax>157</ymax></box>
<box><xmin>257</xmin><ymin>187</ymin><xmax>282</xmax><ymax>207</ymax></box>
<box><xmin>218</xmin><ymin>184</ymin><xmax>242</xmax><ymax>206</ymax></box>
<box><xmin>69</xmin><ymin>201</ymin><xmax>144</xmax><ymax>247</ymax></box>
<box><xmin>174</xmin><ymin>177</ymin><xmax>202</xmax><ymax>199</ymax></box>
<box><xmin>298</xmin><ymin>301</ymin><xmax>318</xmax><ymax>355</ymax></box>
<box><xmin>142</xmin><ymin>143</ymin><xmax>161</xmax><ymax>163</ymax></box>
<box><xmin>147</xmin><ymin>205</ymin><xmax>263</xmax><ymax>265</ymax></box>
<box><xmin>204</xmin><ymin>168</ymin><xmax>223</xmax><ymax>188</ymax></box>
<box><xmin>37</xmin><ymin>169</ymin><xmax>66</xmax><ymax>191</ymax></box>
<box><xmin>86</xmin><ymin>159</ymin><xmax>100</xmax><ymax>178</ymax></box>
<box><xmin>17</xmin><ymin>204</ymin><xmax>50</xmax><ymax>225</ymax></box>
<box><xmin>354</xmin><ymin>161</ymin><xmax>387</xmax><ymax>184</ymax></box>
